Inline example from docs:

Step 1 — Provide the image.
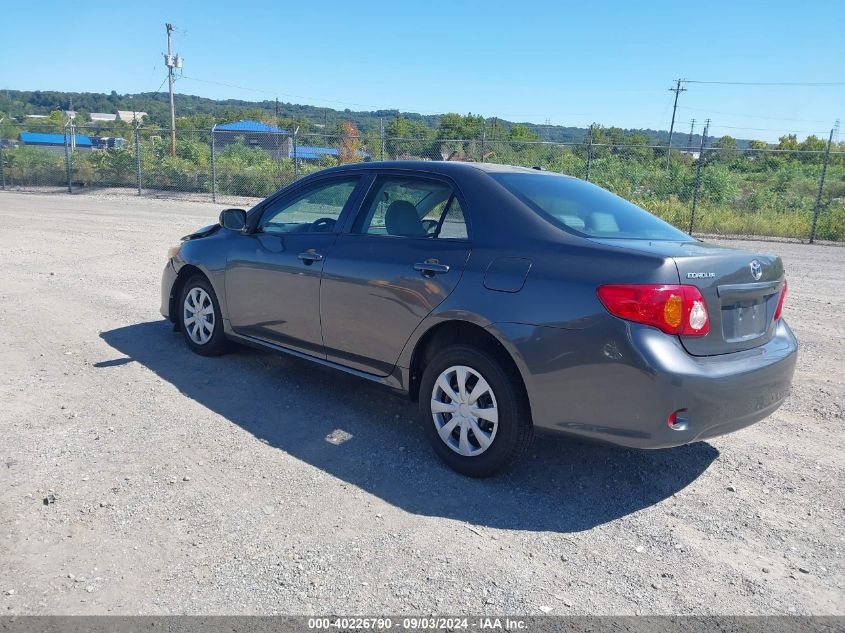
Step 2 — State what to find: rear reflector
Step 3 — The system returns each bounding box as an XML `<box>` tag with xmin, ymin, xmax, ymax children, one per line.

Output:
<box><xmin>597</xmin><ymin>284</ymin><xmax>710</xmax><ymax>336</ymax></box>
<box><xmin>774</xmin><ymin>279</ymin><xmax>787</xmax><ymax>321</ymax></box>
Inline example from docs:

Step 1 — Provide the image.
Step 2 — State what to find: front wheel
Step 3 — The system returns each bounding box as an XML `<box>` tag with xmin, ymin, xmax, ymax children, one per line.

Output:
<box><xmin>420</xmin><ymin>345</ymin><xmax>533</xmax><ymax>477</ymax></box>
<box><xmin>178</xmin><ymin>275</ymin><xmax>227</xmax><ymax>356</ymax></box>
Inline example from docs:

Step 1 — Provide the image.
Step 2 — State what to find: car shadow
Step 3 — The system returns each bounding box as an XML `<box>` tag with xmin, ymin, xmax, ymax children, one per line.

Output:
<box><xmin>100</xmin><ymin>321</ymin><xmax>718</xmax><ymax>533</ymax></box>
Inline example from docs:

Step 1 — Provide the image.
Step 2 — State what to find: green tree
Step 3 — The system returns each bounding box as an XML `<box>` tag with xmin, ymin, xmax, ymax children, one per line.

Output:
<box><xmin>0</xmin><ymin>112</ymin><xmax>20</xmax><ymax>140</ymax></box>
<box><xmin>799</xmin><ymin>135</ymin><xmax>827</xmax><ymax>152</ymax></box>
<box><xmin>386</xmin><ymin>116</ymin><xmax>433</xmax><ymax>139</ymax></box>
<box><xmin>508</xmin><ymin>124</ymin><xmax>540</xmax><ymax>142</ymax></box>
<box><xmin>437</xmin><ymin>113</ymin><xmax>483</xmax><ymax>139</ymax></box>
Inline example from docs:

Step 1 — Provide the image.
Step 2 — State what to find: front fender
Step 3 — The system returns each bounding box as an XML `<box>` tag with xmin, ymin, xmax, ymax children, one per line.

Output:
<box><xmin>170</xmin><ymin>231</ymin><xmax>233</xmax><ymax>326</ymax></box>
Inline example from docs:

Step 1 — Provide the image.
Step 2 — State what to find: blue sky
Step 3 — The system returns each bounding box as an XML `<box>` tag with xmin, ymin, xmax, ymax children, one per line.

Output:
<box><xmin>1</xmin><ymin>0</ymin><xmax>842</xmax><ymax>141</ymax></box>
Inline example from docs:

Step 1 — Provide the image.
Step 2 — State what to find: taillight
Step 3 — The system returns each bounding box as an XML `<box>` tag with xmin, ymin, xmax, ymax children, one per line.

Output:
<box><xmin>597</xmin><ymin>284</ymin><xmax>710</xmax><ymax>336</ymax></box>
<box><xmin>774</xmin><ymin>279</ymin><xmax>787</xmax><ymax>320</ymax></box>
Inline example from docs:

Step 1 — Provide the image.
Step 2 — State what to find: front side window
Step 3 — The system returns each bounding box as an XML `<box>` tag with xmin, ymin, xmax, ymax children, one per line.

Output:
<box><xmin>258</xmin><ymin>177</ymin><xmax>359</xmax><ymax>235</ymax></box>
<box><xmin>492</xmin><ymin>172</ymin><xmax>692</xmax><ymax>241</ymax></box>
<box><xmin>354</xmin><ymin>177</ymin><xmax>468</xmax><ymax>239</ymax></box>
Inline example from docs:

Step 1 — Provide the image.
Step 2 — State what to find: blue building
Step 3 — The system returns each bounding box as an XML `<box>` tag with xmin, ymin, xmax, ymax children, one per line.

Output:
<box><xmin>211</xmin><ymin>120</ymin><xmax>369</xmax><ymax>162</ymax></box>
<box><xmin>19</xmin><ymin>131</ymin><xmax>93</xmax><ymax>153</ymax></box>
<box><xmin>212</xmin><ymin>120</ymin><xmax>291</xmax><ymax>160</ymax></box>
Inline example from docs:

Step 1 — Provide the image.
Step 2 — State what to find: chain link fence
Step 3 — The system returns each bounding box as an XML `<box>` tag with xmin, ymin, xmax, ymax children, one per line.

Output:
<box><xmin>2</xmin><ymin>123</ymin><xmax>842</xmax><ymax>242</ymax></box>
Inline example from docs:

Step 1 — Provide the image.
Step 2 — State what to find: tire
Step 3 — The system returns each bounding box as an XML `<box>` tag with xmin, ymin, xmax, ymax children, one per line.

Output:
<box><xmin>420</xmin><ymin>344</ymin><xmax>533</xmax><ymax>477</ymax></box>
<box><xmin>178</xmin><ymin>275</ymin><xmax>227</xmax><ymax>356</ymax></box>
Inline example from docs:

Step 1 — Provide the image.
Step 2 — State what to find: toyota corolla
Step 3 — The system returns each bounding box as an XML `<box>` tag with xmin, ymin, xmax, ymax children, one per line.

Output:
<box><xmin>161</xmin><ymin>161</ymin><xmax>797</xmax><ymax>476</ymax></box>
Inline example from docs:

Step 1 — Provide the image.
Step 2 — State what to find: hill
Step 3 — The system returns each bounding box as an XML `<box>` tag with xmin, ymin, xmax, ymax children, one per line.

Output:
<box><xmin>0</xmin><ymin>88</ymin><xmax>739</xmax><ymax>148</ymax></box>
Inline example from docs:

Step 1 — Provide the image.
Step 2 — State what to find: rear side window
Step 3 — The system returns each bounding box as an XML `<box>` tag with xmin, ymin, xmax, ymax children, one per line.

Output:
<box><xmin>354</xmin><ymin>176</ymin><xmax>468</xmax><ymax>239</ymax></box>
<box><xmin>492</xmin><ymin>173</ymin><xmax>691</xmax><ymax>241</ymax></box>
<box><xmin>438</xmin><ymin>198</ymin><xmax>468</xmax><ymax>239</ymax></box>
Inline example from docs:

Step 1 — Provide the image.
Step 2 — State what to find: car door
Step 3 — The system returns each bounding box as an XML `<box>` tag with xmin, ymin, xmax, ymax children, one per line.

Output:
<box><xmin>225</xmin><ymin>175</ymin><xmax>364</xmax><ymax>357</ymax></box>
<box><xmin>320</xmin><ymin>173</ymin><xmax>472</xmax><ymax>375</ymax></box>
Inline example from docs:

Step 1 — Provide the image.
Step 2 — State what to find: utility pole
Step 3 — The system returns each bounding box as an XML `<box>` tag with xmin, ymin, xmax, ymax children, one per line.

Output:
<box><xmin>686</xmin><ymin>119</ymin><xmax>696</xmax><ymax>149</ymax></box>
<box><xmin>810</xmin><ymin>120</ymin><xmax>839</xmax><ymax>243</ymax></box>
<box><xmin>210</xmin><ymin>124</ymin><xmax>217</xmax><ymax>203</ymax></box>
<box><xmin>274</xmin><ymin>98</ymin><xmax>280</xmax><ymax>162</ymax></box>
<box><xmin>689</xmin><ymin>119</ymin><xmax>710</xmax><ymax>234</ymax></box>
<box><xmin>64</xmin><ymin>121</ymin><xmax>73</xmax><ymax>194</ymax></box>
<box><xmin>0</xmin><ymin>116</ymin><xmax>5</xmax><ymax>190</ymax></box>
<box><xmin>480</xmin><ymin>117</ymin><xmax>485</xmax><ymax>162</ymax></box>
<box><xmin>585</xmin><ymin>124</ymin><xmax>594</xmax><ymax>182</ymax></box>
<box><xmin>379</xmin><ymin>117</ymin><xmax>385</xmax><ymax>161</ymax></box>
<box><xmin>130</xmin><ymin>95</ymin><xmax>142</xmax><ymax>195</ymax></box>
<box><xmin>68</xmin><ymin>111</ymin><xmax>76</xmax><ymax>151</ymax></box>
<box><xmin>665</xmin><ymin>78</ymin><xmax>687</xmax><ymax>172</ymax></box>
<box><xmin>293</xmin><ymin>125</ymin><xmax>299</xmax><ymax>178</ymax></box>
<box><xmin>164</xmin><ymin>23</ymin><xmax>180</xmax><ymax>158</ymax></box>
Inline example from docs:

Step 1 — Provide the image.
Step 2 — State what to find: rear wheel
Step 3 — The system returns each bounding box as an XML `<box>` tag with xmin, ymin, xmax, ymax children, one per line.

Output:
<box><xmin>178</xmin><ymin>275</ymin><xmax>227</xmax><ymax>356</ymax></box>
<box><xmin>420</xmin><ymin>344</ymin><xmax>533</xmax><ymax>477</ymax></box>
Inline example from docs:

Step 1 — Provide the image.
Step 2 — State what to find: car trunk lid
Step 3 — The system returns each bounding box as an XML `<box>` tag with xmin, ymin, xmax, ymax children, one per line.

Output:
<box><xmin>590</xmin><ymin>239</ymin><xmax>785</xmax><ymax>356</ymax></box>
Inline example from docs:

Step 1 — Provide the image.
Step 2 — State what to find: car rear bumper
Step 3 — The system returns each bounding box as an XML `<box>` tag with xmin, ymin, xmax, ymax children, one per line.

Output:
<box><xmin>492</xmin><ymin>317</ymin><xmax>797</xmax><ymax>448</ymax></box>
<box><xmin>160</xmin><ymin>260</ymin><xmax>178</xmax><ymax>321</ymax></box>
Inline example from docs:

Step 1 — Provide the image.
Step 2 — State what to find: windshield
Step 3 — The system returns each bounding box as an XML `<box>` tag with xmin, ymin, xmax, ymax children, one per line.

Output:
<box><xmin>493</xmin><ymin>173</ymin><xmax>692</xmax><ymax>241</ymax></box>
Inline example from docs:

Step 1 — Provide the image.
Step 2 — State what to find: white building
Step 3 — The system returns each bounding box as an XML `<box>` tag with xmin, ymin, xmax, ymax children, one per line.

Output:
<box><xmin>116</xmin><ymin>110</ymin><xmax>148</xmax><ymax>123</ymax></box>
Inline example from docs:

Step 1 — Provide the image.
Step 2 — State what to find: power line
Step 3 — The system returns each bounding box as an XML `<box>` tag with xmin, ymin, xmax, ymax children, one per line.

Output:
<box><xmin>145</xmin><ymin>59</ymin><xmax>159</xmax><ymax>92</ymax></box>
<box><xmin>180</xmin><ymin>75</ymin><xmax>661</xmax><ymax>118</ymax></box>
<box><xmin>685</xmin><ymin>79</ymin><xmax>845</xmax><ymax>86</ymax></box>
<box><xmin>149</xmin><ymin>71</ymin><xmax>843</xmax><ymax>139</ymax></box>
<box><xmin>153</xmin><ymin>73</ymin><xmax>169</xmax><ymax>95</ymax></box>
<box><xmin>180</xmin><ymin>75</ymin><xmax>394</xmax><ymax>111</ymax></box>
<box><xmin>708</xmin><ymin>123</ymin><xmax>831</xmax><ymax>134</ymax></box>
<box><xmin>677</xmin><ymin>106</ymin><xmax>830</xmax><ymax>123</ymax></box>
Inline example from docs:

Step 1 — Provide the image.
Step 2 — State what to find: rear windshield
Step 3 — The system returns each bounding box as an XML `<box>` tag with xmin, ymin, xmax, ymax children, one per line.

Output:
<box><xmin>492</xmin><ymin>173</ymin><xmax>692</xmax><ymax>241</ymax></box>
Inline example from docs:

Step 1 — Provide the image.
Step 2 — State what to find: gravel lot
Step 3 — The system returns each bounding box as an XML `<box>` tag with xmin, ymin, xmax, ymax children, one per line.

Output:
<box><xmin>0</xmin><ymin>191</ymin><xmax>842</xmax><ymax>616</ymax></box>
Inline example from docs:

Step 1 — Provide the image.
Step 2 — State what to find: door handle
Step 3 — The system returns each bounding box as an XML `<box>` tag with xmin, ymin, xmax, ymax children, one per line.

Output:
<box><xmin>413</xmin><ymin>262</ymin><xmax>450</xmax><ymax>276</ymax></box>
<box><xmin>298</xmin><ymin>251</ymin><xmax>324</xmax><ymax>264</ymax></box>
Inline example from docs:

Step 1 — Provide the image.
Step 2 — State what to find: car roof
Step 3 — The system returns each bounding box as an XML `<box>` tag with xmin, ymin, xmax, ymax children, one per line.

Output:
<box><xmin>315</xmin><ymin>160</ymin><xmax>575</xmax><ymax>178</ymax></box>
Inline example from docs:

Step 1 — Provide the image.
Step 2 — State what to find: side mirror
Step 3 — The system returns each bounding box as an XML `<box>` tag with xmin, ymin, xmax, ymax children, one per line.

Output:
<box><xmin>219</xmin><ymin>208</ymin><xmax>247</xmax><ymax>231</ymax></box>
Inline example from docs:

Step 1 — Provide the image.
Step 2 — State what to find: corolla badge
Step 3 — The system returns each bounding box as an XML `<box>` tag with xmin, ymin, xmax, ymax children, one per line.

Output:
<box><xmin>750</xmin><ymin>260</ymin><xmax>763</xmax><ymax>280</ymax></box>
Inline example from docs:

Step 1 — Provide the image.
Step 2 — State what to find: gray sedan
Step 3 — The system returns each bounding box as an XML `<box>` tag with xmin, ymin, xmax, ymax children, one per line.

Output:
<box><xmin>161</xmin><ymin>161</ymin><xmax>797</xmax><ymax>476</ymax></box>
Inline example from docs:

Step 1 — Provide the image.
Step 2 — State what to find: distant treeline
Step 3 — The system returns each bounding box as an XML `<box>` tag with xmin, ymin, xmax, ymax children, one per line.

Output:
<box><xmin>2</xmin><ymin>88</ymin><xmax>726</xmax><ymax>147</ymax></box>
